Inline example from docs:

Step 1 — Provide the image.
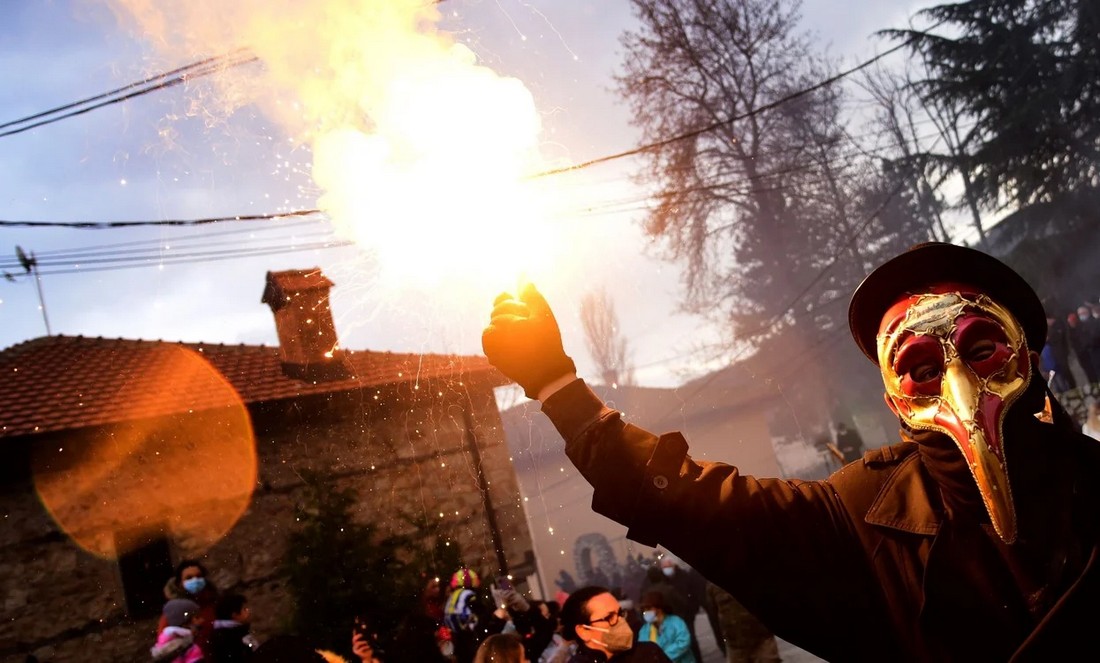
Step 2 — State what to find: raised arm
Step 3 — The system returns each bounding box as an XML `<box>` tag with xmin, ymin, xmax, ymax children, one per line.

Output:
<box><xmin>482</xmin><ymin>284</ymin><xmax>894</xmax><ymax>660</ymax></box>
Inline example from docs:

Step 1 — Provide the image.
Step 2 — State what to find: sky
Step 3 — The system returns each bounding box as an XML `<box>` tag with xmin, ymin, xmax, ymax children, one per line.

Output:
<box><xmin>0</xmin><ymin>0</ymin><xmax>927</xmax><ymax>388</ymax></box>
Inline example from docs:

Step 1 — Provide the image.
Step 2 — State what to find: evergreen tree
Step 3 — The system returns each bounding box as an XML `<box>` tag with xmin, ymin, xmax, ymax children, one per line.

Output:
<box><xmin>895</xmin><ymin>0</ymin><xmax>1100</xmax><ymax>209</ymax></box>
<box><xmin>280</xmin><ymin>472</ymin><xmax>462</xmax><ymax>651</ymax></box>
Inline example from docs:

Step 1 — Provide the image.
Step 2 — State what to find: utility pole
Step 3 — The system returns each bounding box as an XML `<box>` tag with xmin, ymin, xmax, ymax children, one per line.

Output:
<box><xmin>3</xmin><ymin>246</ymin><xmax>52</xmax><ymax>335</ymax></box>
<box><xmin>461</xmin><ymin>396</ymin><xmax>509</xmax><ymax>577</ymax></box>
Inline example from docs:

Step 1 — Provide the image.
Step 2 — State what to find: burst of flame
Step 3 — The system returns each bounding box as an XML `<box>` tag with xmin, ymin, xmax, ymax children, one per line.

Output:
<box><xmin>112</xmin><ymin>0</ymin><xmax>559</xmax><ymax>289</ymax></box>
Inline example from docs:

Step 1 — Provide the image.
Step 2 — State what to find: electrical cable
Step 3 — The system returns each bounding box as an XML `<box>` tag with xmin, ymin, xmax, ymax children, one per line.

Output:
<box><xmin>0</xmin><ymin>51</ymin><xmax>259</xmax><ymax>139</ymax></box>
<box><xmin>0</xmin><ymin>208</ymin><xmax>321</xmax><ymax>229</ymax></box>
<box><xmin>29</xmin><ymin>218</ymin><xmax>325</xmax><ymax>257</ymax></box>
<box><xmin>0</xmin><ymin>230</ymin><xmax>338</xmax><ymax>270</ymax></box>
<box><xmin>0</xmin><ymin>49</ymin><xmax>250</xmax><ymax>131</ymax></box>
<box><xmin>31</xmin><ymin>239</ymin><xmax>354</xmax><ymax>277</ymax></box>
<box><xmin>529</xmin><ymin>35</ymin><xmax>923</xmax><ymax>179</ymax></box>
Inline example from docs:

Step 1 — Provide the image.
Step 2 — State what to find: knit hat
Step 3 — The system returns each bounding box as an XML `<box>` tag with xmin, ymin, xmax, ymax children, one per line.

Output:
<box><xmin>163</xmin><ymin>598</ymin><xmax>201</xmax><ymax>627</ymax></box>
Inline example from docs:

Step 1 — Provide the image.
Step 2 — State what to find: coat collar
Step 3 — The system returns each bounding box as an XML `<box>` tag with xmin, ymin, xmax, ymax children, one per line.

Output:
<box><xmin>864</xmin><ymin>450</ymin><xmax>942</xmax><ymax>536</ymax></box>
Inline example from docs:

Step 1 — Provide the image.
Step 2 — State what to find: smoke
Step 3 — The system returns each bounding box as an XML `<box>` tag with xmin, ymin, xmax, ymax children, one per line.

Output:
<box><xmin>111</xmin><ymin>0</ymin><xmax>556</xmax><ymax>288</ymax></box>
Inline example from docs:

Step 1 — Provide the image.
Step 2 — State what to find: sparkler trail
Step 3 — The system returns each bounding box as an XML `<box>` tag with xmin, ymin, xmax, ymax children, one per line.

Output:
<box><xmin>514</xmin><ymin>1</ymin><xmax>580</xmax><ymax>62</ymax></box>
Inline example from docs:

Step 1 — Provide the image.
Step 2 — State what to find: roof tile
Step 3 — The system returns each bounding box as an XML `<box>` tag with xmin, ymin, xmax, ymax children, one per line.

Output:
<box><xmin>0</xmin><ymin>335</ymin><xmax>504</xmax><ymax>439</ymax></box>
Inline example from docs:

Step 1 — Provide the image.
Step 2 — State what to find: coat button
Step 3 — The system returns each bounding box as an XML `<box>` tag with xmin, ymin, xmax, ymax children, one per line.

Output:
<box><xmin>653</xmin><ymin>475</ymin><xmax>669</xmax><ymax>489</ymax></box>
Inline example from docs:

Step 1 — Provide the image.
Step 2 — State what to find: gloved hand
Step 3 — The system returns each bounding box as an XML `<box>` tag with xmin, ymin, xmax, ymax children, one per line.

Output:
<box><xmin>482</xmin><ymin>283</ymin><xmax>576</xmax><ymax>399</ymax></box>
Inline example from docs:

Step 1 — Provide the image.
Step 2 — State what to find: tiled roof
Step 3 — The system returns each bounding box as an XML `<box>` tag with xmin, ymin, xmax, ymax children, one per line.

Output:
<box><xmin>0</xmin><ymin>335</ymin><xmax>503</xmax><ymax>439</ymax></box>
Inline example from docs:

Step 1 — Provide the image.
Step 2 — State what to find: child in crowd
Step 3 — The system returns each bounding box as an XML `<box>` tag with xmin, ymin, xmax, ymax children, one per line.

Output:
<box><xmin>210</xmin><ymin>593</ymin><xmax>259</xmax><ymax>661</ymax></box>
<box><xmin>152</xmin><ymin>599</ymin><xmax>205</xmax><ymax>663</ymax></box>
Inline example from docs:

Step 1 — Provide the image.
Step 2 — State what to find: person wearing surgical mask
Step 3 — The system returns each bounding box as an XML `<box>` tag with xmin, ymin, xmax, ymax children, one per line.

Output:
<box><xmin>637</xmin><ymin>592</ymin><xmax>696</xmax><ymax>663</ymax></box>
<box><xmin>559</xmin><ymin>586</ymin><xmax>671</xmax><ymax>662</ymax></box>
<box><xmin>159</xmin><ymin>559</ymin><xmax>220</xmax><ymax>658</ymax></box>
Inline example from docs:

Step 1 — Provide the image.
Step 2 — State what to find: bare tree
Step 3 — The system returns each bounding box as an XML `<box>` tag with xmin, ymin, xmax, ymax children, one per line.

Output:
<box><xmin>616</xmin><ymin>0</ymin><xmax>916</xmax><ymax>356</ymax></box>
<box><xmin>579</xmin><ymin>288</ymin><xmax>634</xmax><ymax>387</ymax></box>
<box><xmin>859</xmin><ymin>66</ymin><xmax>952</xmax><ymax>244</ymax></box>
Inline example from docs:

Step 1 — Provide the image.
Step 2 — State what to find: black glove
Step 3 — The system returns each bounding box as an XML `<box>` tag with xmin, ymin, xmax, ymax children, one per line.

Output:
<box><xmin>482</xmin><ymin>283</ymin><xmax>576</xmax><ymax>399</ymax></box>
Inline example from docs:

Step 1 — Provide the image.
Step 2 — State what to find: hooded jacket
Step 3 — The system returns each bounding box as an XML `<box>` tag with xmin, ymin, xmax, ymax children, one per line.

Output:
<box><xmin>152</xmin><ymin>626</ymin><xmax>204</xmax><ymax>663</ymax></box>
<box><xmin>542</xmin><ymin>378</ymin><xmax>1100</xmax><ymax>662</ymax></box>
<box><xmin>159</xmin><ymin>577</ymin><xmax>219</xmax><ymax>656</ymax></box>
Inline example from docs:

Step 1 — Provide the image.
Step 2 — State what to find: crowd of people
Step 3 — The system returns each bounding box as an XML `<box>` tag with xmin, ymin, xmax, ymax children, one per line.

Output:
<box><xmin>150</xmin><ymin>560</ymin><xmax>258</xmax><ymax>663</ymax></box>
<box><xmin>1040</xmin><ymin>297</ymin><xmax>1100</xmax><ymax>439</ymax></box>
<box><xmin>1040</xmin><ymin>299</ymin><xmax>1100</xmax><ymax>394</ymax></box>
<box><xmin>146</xmin><ymin>556</ymin><xmax>775</xmax><ymax>663</ymax></box>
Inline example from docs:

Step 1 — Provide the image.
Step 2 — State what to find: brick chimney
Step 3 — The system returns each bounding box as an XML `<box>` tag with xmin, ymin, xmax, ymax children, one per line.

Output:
<box><xmin>261</xmin><ymin>268</ymin><xmax>351</xmax><ymax>381</ymax></box>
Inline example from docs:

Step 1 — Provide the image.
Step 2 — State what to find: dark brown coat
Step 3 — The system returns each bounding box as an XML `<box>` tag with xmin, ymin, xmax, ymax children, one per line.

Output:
<box><xmin>542</xmin><ymin>380</ymin><xmax>1100</xmax><ymax>662</ymax></box>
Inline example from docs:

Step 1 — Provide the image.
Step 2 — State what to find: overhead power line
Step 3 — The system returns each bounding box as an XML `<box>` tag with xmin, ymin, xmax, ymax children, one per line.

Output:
<box><xmin>0</xmin><ymin>209</ymin><xmax>322</xmax><ymax>229</ymax></box>
<box><xmin>531</xmin><ymin>30</ymin><xmax>933</xmax><ymax>179</ymax></box>
<box><xmin>0</xmin><ymin>230</ymin><xmax>337</xmax><ymax>271</ymax></box>
<box><xmin>31</xmin><ymin>239</ymin><xmax>354</xmax><ymax>277</ymax></box>
<box><xmin>0</xmin><ymin>49</ymin><xmax>258</xmax><ymax>139</ymax></box>
<box><xmin>1</xmin><ymin>115</ymin><xmax>960</xmax><ymax>232</ymax></box>
<box><xmin>29</xmin><ymin>218</ymin><xmax>324</xmax><ymax>257</ymax></box>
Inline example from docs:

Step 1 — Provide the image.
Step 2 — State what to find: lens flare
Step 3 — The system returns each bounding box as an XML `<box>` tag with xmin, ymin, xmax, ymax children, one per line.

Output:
<box><xmin>32</xmin><ymin>346</ymin><xmax>256</xmax><ymax>559</ymax></box>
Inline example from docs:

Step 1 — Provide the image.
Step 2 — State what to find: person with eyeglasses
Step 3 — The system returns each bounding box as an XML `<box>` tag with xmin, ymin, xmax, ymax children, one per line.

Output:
<box><xmin>558</xmin><ymin>586</ymin><xmax>671</xmax><ymax>663</ymax></box>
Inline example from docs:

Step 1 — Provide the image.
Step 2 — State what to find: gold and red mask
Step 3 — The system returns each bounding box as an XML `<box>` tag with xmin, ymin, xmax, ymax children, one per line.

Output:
<box><xmin>877</xmin><ymin>287</ymin><xmax>1032</xmax><ymax>543</ymax></box>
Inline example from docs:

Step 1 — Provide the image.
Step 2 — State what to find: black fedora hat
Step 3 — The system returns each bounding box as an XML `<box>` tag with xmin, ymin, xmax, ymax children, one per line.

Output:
<box><xmin>848</xmin><ymin>242</ymin><xmax>1046</xmax><ymax>364</ymax></box>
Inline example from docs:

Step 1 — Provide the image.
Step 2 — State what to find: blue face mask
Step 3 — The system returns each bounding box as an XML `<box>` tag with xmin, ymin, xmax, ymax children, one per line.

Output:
<box><xmin>642</xmin><ymin>610</ymin><xmax>657</xmax><ymax>624</ymax></box>
<box><xmin>183</xmin><ymin>577</ymin><xmax>206</xmax><ymax>595</ymax></box>
<box><xmin>661</xmin><ymin>567</ymin><xmax>675</xmax><ymax>578</ymax></box>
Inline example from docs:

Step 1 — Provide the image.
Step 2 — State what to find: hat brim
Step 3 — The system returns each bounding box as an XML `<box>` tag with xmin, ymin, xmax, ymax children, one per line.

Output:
<box><xmin>848</xmin><ymin>243</ymin><xmax>1046</xmax><ymax>364</ymax></box>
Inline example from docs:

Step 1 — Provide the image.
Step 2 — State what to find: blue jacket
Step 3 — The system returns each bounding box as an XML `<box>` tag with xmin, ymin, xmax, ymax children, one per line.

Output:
<box><xmin>637</xmin><ymin>614</ymin><xmax>696</xmax><ymax>663</ymax></box>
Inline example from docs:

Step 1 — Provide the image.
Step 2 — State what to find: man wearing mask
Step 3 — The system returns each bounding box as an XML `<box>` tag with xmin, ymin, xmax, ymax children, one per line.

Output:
<box><xmin>482</xmin><ymin>243</ymin><xmax>1100</xmax><ymax>662</ymax></box>
<box><xmin>559</xmin><ymin>586</ymin><xmax>671</xmax><ymax>662</ymax></box>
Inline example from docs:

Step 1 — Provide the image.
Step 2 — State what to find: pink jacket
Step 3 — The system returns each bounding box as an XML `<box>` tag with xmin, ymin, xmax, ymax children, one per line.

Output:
<box><xmin>151</xmin><ymin>626</ymin><xmax>203</xmax><ymax>663</ymax></box>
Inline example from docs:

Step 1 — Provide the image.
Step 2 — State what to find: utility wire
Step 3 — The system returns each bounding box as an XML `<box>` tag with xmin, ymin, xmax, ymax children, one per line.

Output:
<box><xmin>0</xmin><ymin>51</ymin><xmax>258</xmax><ymax>139</ymax></box>
<box><xmin>32</xmin><ymin>240</ymin><xmax>354</xmax><ymax>277</ymax></box>
<box><xmin>29</xmin><ymin>218</ymin><xmax>324</xmax><ymax>257</ymax></box>
<box><xmin>0</xmin><ymin>209</ymin><xmax>321</xmax><ymax>229</ymax></box>
<box><xmin>1</xmin><ymin>117</ymin><xmax>956</xmax><ymax>232</ymax></box>
<box><xmin>0</xmin><ymin>49</ymin><xmax>249</xmax><ymax>131</ymax></box>
<box><xmin>0</xmin><ymin>230</ymin><xmax>337</xmax><ymax>270</ymax></box>
<box><xmin>530</xmin><ymin>35</ymin><xmax>922</xmax><ymax>179</ymax></box>
<box><xmin>27</xmin><ymin>238</ymin><xmax>347</xmax><ymax>268</ymax></box>
<box><xmin>2</xmin><ymin>46</ymin><xmax>966</xmax><ymax>232</ymax></box>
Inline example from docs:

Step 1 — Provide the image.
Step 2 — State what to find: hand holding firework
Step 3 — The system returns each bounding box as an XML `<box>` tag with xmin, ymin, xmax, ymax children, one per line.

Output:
<box><xmin>482</xmin><ymin>282</ymin><xmax>576</xmax><ymax>399</ymax></box>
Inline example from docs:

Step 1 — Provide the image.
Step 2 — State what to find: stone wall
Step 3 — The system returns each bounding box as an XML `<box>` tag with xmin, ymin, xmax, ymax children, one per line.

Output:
<box><xmin>0</xmin><ymin>376</ymin><xmax>531</xmax><ymax>661</ymax></box>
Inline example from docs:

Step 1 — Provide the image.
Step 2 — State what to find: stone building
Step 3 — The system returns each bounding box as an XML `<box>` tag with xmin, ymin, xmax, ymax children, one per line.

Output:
<box><xmin>0</xmin><ymin>268</ymin><xmax>533</xmax><ymax>661</ymax></box>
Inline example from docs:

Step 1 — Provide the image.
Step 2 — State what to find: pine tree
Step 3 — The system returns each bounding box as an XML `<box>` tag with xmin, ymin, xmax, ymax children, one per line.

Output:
<box><xmin>894</xmin><ymin>0</ymin><xmax>1100</xmax><ymax>209</ymax></box>
<box><xmin>280</xmin><ymin>472</ymin><xmax>462</xmax><ymax>651</ymax></box>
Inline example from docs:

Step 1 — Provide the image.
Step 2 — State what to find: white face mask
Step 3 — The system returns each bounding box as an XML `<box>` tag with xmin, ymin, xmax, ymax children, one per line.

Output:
<box><xmin>661</xmin><ymin>566</ymin><xmax>675</xmax><ymax>577</ymax></box>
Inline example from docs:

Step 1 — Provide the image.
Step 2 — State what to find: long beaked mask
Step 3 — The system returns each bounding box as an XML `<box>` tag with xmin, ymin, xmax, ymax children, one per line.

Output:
<box><xmin>877</xmin><ymin>290</ymin><xmax>1032</xmax><ymax>543</ymax></box>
